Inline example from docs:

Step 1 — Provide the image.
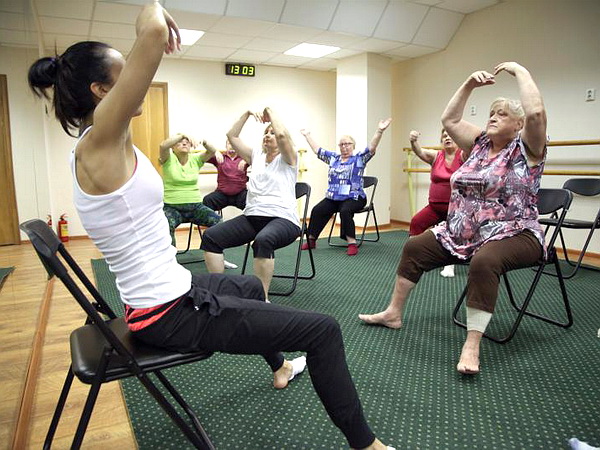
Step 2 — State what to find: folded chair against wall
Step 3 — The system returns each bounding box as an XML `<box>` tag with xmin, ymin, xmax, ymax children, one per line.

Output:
<box><xmin>453</xmin><ymin>188</ymin><xmax>574</xmax><ymax>344</ymax></box>
<box><xmin>327</xmin><ymin>175</ymin><xmax>380</xmax><ymax>248</ymax></box>
<box><xmin>20</xmin><ymin>219</ymin><xmax>215</xmax><ymax>450</ymax></box>
<box><xmin>538</xmin><ymin>178</ymin><xmax>600</xmax><ymax>279</ymax></box>
<box><xmin>241</xmin><ymin>182</ymin><xmax>316</xmax><ymax>296</ymax></box>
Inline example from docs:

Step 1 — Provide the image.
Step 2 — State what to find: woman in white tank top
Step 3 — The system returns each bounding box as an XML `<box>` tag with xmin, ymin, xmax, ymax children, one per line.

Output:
<box><xmin>27</xmin><ymin>3</ymin><xmax>393</xmax><ymax>449</ymax></box>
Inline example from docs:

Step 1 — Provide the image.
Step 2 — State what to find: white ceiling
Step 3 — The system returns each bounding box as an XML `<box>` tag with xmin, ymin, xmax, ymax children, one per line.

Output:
<box><xmin>0</xmin><ymin>0</ymin><xmax>501</xmax><ymax>71</ymax></box>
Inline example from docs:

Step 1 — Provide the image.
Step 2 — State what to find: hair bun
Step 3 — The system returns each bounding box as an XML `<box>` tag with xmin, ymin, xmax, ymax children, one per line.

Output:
<box><xmin>28</xmin><ymin>56</ymin><xmax>59</xmax><ymax>90</ymax></box>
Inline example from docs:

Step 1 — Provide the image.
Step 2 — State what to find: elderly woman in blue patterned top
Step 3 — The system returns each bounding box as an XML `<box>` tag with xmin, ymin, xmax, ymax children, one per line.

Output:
<box><xmin>300</xmin><ymin>118</ymin><xmax>392</xmax><ymax>256</ymax></box>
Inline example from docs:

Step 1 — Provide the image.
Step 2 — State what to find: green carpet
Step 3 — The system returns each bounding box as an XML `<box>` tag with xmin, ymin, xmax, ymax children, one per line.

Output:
<box><xmin>0</xmin><ymin>266</ymin><xmax>15</xmax><ymax>291</ymax></box>
<box><xmin>91</xmin><ymin>231</ymin><xmax>600</xmax><ymax>449</ymax></box>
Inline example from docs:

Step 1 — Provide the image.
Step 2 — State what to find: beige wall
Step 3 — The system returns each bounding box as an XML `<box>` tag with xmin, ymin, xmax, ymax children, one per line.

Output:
<box><xmin>391</xmin><ymin>0</ymin><xmax>600</xmax><ymax>253</ymax></box>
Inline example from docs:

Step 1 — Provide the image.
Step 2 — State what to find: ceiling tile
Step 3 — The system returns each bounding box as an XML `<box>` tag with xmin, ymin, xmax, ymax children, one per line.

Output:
<box><xmin>0</xmin><ymin>28</ymin><xmax>37</xmax><ymax>47</ymax></box>
<box><xmin>299</xmin><ymin>57</ymin><xmax>337</xmax><ymax>71</ymax></box>
<box><xmin>36</xmin><ymin>0</ymin><xmax>94</xmax><ymax>20</ymax></box>
<box><xmin>169</xmin><ymin>11</ymin><xmax>221</xmax><ymax>30</ymax></box>
<box><xmin>245</xmin><ymin>37</ymin><xmax>297</xmax><ymax>53</ymax></box>
<box><xmin>384</xmin><ymin>43</ymin><xmax>439</xmax><ymax>58</ymax></box>
<box><xmin>44</xmin><ymin>33</ymin><xmax>85</xmax><ymax>50</ymax></box>
<box><xmin>181</xmin><ymin>45</ymin><xmax>234</xmax><ymax>59</ymax></box>
<box><xmin>104</xmin><ymin>0</ymin><xmax>147</xmax><ymax>6</ymax></box>
<box><xmin>329</xmin><ymin>1</ymin><xmax>387</xmax><ymax>38</ymax></box>
<box><xmin>91</xmin><ymin>21</ymin><xmax>136</xmax><ymax>39</ymax></box>
<box><xmin>0</xmin><ymin>11</ymin><xmax>25</xmax><ymax>30</ymax></box>
<box><xmin>94</xmin><ymin>2</ymin><xmax>141</xmax><ymax>24</ymax></box>
<box><xmin>40</xmin><ymin>16</ymin><xmax>90</xmax><ymax>36</ymax></box>
<box><xmin>373</xmin><ymin>2</ymin><xmax>428</xmax><ymax>42</ymax></box>
<box><xmin>410</xmin><ymin>0</ymin><xmax>444</xmax><ymax>6</ymax></box>
<box><xmin>164</xmin><ymin>0</ymin><xmax>227</xmax><ymax>16</ymax></box>
<box><xmin>349</xmin><ymin>37</ymin><xmax>405</xmax><ymax>53</ymax></box>
<box><xmin>412</xmin><ymin>7</ymin><xmax>462</xmax><ymax>48</ymax></box>
<box><xmin>209</xmin><ymin>16</ymin><xmax>274</xmax><ymax>36</ymax></box>
<box><xmin>309</xmin><ymin>30</ymin><xmax>365</xmax><ymax>48</ymax></box>
<box><xmin>0</xmin><ymin>1</ymin><xmax>31</xmax><ymax>14</ymax></box>
<box><xmin>227</xmin><ymin>48</ymin><xmax>278</xmax><ymax>64</ymax></box>
<box><xmin>196</xmin><ymin>32</ymin><xmax>252</xmax><ymax>49</ymax></box>
<box><xmin>226</xmin><ymin>0</ymin><xmax>285</xmax><ymax>23</ymax></box>
<box><xmin>89</xmin><ymin>35</ymin><xmax>136</xmax><ymax>54</ymax></box>
<box><xmin>266</xmin><ymin>53</ymin><xmax>312</xmax><ymax>67</ymax></box>
<box><xmin>280</xmin><ymin>0</ymin><xmax>338</xmax><ymax>30</ymax></box>
<box><xmin>327</xmin><ymin>47</ymin><xmax>363</xmax><ymax>60</ymax></box>
<box><xmin>258</xmin><ymin>23</ymin><xmax>321</xmax><ymax>42</ymax></box>
<box><xmin>435</xmin><ymin>0</ymin><xmax>499</xmax><ymax>14</ymax></box>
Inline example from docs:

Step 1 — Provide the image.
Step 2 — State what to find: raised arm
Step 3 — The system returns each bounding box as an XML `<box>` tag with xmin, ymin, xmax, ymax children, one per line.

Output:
<box><xmin>300</xmin><ymin>129</ymin><xmax>321</xmax><ymax>155</ymax></box>
<box><xmin>199</xmin><ymin>139</ymin><xmax>218</xmax><ymax>162</ymax></box>
<box><xmin>226</xmin><ymin>110</ymin><xmax>258</xmax><ymax>164</ymax></box>
<box><xmin>92</xmin><ymin>3</ymin><xmax>179</xmax><ymax>147</ymax></box>
<box><xmin>408</xmin><ymin>130</ymin><xmax>437</xmax><ymax>165</ymax></box>
<box><xmin>494</xmin><ymin>62</ymin><xmax>547</xmax><ymax>162</ymax></box>
<box><xmin>367</xmin><ymin>117</ymin><xmax>392</xmax><ymax>155</ymax></box>
<box><xmin>158</xmin><ymin>134</ymin><xmax>184</xmax><ymax>165</ymax></box>
<box><xmin>263</xmin><ymin>107</ymin><xmax>297</xmax><ymax>166</ymax></box>
<box><xmin>441</xmin><ymin>71</ymin><xmax>492</xmax><ymax>158</ymax></box>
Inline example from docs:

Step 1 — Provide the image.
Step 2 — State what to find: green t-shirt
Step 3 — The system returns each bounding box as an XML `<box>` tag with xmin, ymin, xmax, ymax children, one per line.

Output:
<box><xmin>162</xmin><ymin>152</ymin><xmax>205</xmax><ymax>204</ymax></box>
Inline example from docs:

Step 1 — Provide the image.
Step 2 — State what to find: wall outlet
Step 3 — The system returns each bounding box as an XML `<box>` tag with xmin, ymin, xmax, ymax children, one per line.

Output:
<box><xmin>586</xmin><ymin>88</ymin><xmax>596</xmax><ymax>102</ymax></box>
<box><xmin>469</xmin><ymin>105</ymin><xmax>477</xmax><ymax>115</ymax></box>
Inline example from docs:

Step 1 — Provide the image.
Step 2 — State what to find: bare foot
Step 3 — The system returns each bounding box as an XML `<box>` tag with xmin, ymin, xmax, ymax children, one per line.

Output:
<box><xmin>358</xmin><ymin>311</ymin><xmax>402</xmax><ymax>329</ymax></box>
<box><xmin>273</xmin><ymin>356</ymin><xmax>306</xmax><ymax>389</ymax></box>
<box><xmin>456</xmin><ymin>341</ymin><xmax>480</xmax><ymax>375</ymax></box>
<box><xmin>353</xmin><ymin>438</ymin><xmax>392</xmax><ymax>450</ymax></box>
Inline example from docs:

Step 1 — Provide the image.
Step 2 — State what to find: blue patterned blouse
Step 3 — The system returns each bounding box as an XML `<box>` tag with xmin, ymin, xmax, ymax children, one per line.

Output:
<box><xmin>318</xmin><ymin>147</ymin><xmax>373</xmax><ymax>201</ymax></box>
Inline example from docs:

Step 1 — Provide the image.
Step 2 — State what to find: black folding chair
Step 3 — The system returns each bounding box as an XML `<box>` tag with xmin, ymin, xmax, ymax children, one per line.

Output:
<box><xmin>20</xmin><ymin>219</ymin><xmax>215</xmax><ymax>450</ymax></box>
<box><xmin>539</xmin><ymin>178</ymin><xmax>600</xmax><ymax>279</ymax></box>
<box><xmin>452</xmin><ymin>188</ymin><xmax>574</xmax><ymax>343</ymax></box>
<box><xmin>327</xmin><ymin>175</ymin><xmax>380</xmax><ymax>248</ymax></box>
<box><xmin>241</xmin><ymin>182</ymin><xmax>316</xmax><ymax>296</ymax></box>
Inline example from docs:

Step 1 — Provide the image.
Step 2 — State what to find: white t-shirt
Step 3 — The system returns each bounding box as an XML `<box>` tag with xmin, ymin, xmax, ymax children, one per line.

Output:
<box><xmin>71</xmin><ymin>128</ymin><xmax>191</xmax><ymax>308</ymax></box>
<box><xmin>244</xmin><ymin>148</ymin><xmax>299</xmax><ymax>226</ymax></box>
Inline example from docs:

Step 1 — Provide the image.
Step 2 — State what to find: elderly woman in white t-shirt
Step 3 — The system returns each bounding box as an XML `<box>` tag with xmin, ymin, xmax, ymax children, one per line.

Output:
<box><xmin>201</xmin><ymin>108</ymin><xmax>300</xmax><ymax>299</ymax></box>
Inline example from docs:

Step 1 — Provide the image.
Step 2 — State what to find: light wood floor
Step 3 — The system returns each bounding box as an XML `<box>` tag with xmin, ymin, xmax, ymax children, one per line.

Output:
<box><xmin>1</xmin><ymin>224</ymin><xmax>597</xmax><ymax>449</ymax></box>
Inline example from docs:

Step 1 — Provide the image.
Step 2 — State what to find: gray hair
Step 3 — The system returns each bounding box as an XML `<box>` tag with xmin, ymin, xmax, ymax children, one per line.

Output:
<box><xmin>490</xmin><ymin>97</ymin><xmax>524</xmax><ymax>119</ymax></box>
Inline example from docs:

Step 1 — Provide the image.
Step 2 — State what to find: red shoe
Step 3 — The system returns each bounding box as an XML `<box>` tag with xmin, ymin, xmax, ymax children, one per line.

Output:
<box><xmin>347</xmin><ymin>243</ymin><xmax>358</xmax><ymax>256</ymax></box>
<box><xmin>301</xmin><ymin>239</ymin><xmax>316</xmax><ymax>251</ymax></box>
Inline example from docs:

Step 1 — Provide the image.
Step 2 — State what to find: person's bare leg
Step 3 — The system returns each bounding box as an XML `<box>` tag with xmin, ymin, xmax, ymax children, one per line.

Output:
<box><xmin>254</xmin><ymin>257</ymin><xmax>274</xmax><ymax>299</ymax></box>
<box><xmin>358</xmin><ymin>275</ymin><xmax>416</xmax><ymax>329</ymax></box>
<box><xmin>204</xmin><ymin>251</ymin><xmax>224</xmax><ymax>273</ymax></box>
<box><xmin>457</xmin><ymin>330</ymin><xmax>483</xmax><ymax>374</ymax></box>
<box><xmin>353</xmin><ymin>438</ymin><xmax>391</xmax><ymax>450</ymax></box>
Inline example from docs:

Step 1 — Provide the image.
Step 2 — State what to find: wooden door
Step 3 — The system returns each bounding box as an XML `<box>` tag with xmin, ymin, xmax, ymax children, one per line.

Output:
<box><xmin>131</xmin><ymin>82</ymin><xmax>169</xmax><ymax>173</ymax></box>
<box><xmin>0</xmin><ymin>74</ymin><xmax>20</xmax><ymax>245</ymax></box>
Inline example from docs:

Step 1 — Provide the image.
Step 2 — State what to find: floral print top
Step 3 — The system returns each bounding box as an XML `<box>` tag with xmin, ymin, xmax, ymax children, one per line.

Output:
<box><xmin>318</xmin><ymin>147</ymin><xmax>373</xmax><ymax>201</ymax></box>
<box><xmin>431</xmin><ymin>132</ymin><xmax>546</xmax><ymax>260</ymax></box>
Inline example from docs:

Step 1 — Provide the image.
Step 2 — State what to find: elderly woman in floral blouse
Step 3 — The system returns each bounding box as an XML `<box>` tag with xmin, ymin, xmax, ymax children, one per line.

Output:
<box><xmin>360</xmin><ymin>62</ymin><xmax>547</xmax><ymax>375</ymax></box>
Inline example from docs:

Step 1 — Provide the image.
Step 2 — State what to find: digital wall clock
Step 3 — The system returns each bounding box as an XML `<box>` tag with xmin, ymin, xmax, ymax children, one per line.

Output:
<box><xmin>225</xmin><ymin>63</ymin><xmax>256</xmax><ymax>77</ymax></box>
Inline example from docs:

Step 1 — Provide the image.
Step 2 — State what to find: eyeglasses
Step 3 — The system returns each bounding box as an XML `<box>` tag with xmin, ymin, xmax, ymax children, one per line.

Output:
<box><xmin>338</xmin><ymin>142</ymin><xmax>354</xmax><ymax>147</ymax></box>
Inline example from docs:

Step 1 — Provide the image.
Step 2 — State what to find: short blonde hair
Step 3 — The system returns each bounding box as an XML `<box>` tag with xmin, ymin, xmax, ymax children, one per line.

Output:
<box><xmin>490</xmin><ymin>97</ymin><xmax>524</xmax><ymax>119</ymax></box>
<box><xmin>339</xmin><ymin>135</ymin><xmax>356</xmax><ymax>146</ymax></box>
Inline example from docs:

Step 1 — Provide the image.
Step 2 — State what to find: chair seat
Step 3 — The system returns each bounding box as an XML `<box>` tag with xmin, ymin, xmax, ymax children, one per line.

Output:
<box><xmin>540</xmin><ymin>217</ymin><xmax>598</xmax><ymax>229</ymax></box>
<box><xmin>70</xmin><ymin>318</ymin><xmax>212</xmax><ymax>384</ymax></box>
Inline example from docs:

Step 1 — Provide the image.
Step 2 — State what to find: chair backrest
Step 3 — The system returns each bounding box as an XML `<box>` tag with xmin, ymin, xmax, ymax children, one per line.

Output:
<box><xmin>19</xmin><ymin>219</ymin><xmax>139</xmax><ymax>362</ymax></box>
<box><xmin>362</xmin><ymin>176</ymin><xmax>378</xmax><ymax>207</ymax></box>
<box><xmin>563</xmin><ymin>178</ymin><xmax>600</xmax><ymax>197</ymax></box>
<box><xmin>295</xmin><ymin>182</ymin><xmax>311</xmax><ymax>227</ymax></box>
<box><xmin>537</xmin><ymin>188</ymin><xmax>573</xmax><ymax>250</ymax></box>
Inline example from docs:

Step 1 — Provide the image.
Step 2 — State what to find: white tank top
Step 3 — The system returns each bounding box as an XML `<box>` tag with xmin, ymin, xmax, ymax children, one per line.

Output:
<box><xmin>244</xmin><ymin>148</ymin><xmax>299</xmax><ymax>226</ymax></box>
<box><xmin>71</xmin><ymin>128</ymin><xmax>191</xmax><ymax>308</ymax></box>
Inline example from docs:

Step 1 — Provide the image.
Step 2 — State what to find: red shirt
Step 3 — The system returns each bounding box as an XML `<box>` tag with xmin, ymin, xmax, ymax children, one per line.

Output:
<box><xmin>208</xmin><ymin>154</ymin><xmax>248</xmax><ymax>196</ymax></box>
<box><xmin>428</xmin><ymin>150</ymin><xmax>463</xmax><ymax>204</ymax></box>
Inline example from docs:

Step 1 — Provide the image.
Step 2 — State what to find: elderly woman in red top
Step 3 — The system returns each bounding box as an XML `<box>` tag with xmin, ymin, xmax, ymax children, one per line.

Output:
<box><xmin>360</xmin><ymin>62</ymin><xmax>547</xmax><ymax>375</ymax></box>
<box><xmin>203</xmin><ymin>139</ymin><xmax>249</xmax><ymax>212</ymax></box>
<box><xmin>409</xmin><ymin>129</ymin><xmax>463</xmax><ymax>277</ymax></box>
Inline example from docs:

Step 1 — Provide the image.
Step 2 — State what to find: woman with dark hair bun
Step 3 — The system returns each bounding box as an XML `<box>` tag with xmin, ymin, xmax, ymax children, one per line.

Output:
<box><xmin>27</xmin><ymin>2</ymin><xmax>393</xmax><ymax>448</ymax></box>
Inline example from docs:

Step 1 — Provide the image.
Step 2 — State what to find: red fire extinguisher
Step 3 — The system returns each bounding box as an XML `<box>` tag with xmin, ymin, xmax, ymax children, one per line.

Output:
<box><xmin>57</xmin><ymin>214</ymin><xmax>69</xmax><ymax>242</ymax></box>
<box><xmin>47</xmin><ymin>214</ymin><xmax>52</xmax><ymax>228</ymax></box>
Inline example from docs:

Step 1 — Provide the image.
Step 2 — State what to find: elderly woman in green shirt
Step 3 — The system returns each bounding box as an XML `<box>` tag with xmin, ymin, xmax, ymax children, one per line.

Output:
<box><xmin>159</xmin><ymin>134</ymin><xmax>222</xmax><ymax>245</ymax></box>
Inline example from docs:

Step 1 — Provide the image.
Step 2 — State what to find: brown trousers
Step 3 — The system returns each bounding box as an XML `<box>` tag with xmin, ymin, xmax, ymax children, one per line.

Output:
<box><xmin>397</xmin><ymin>230</ymin><xmax>543</xmax><ymax>313</ymax></box>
